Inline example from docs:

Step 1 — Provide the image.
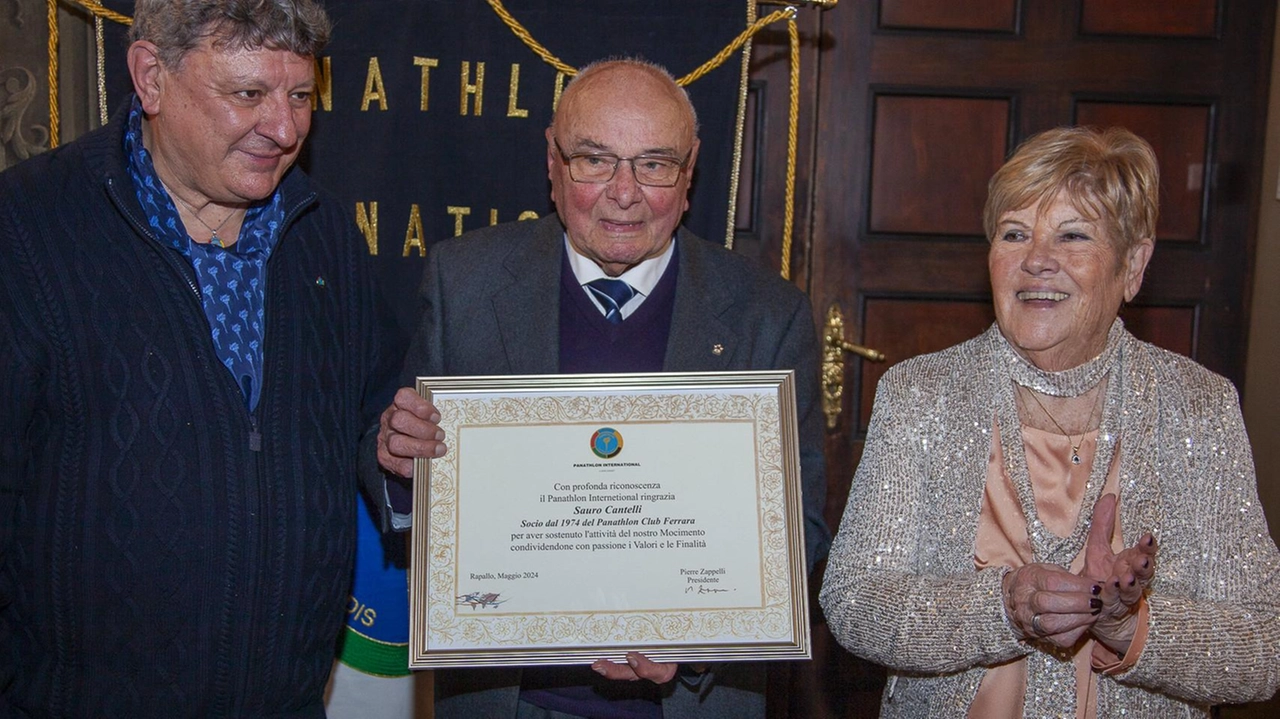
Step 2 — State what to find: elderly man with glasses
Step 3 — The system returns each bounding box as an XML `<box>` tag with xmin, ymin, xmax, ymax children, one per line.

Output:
<box><xmin>369</xmin><ymin>58</ymin><xmax>830</xmax><ymax>719</ymax></box>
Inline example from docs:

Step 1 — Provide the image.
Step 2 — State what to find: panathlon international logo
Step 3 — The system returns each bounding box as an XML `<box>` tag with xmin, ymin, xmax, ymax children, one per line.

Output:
<box><xmin>590</xmin><ymin>427</ymin><xmax>623</xmax><ymax>459</ymax></box>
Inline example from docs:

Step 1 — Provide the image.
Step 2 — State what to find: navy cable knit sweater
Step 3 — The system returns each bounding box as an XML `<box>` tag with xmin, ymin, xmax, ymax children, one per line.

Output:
<box><xmin>0</xmin><ymin>106</ymin><xmax>394</xmax><ymax>717</ymax></box>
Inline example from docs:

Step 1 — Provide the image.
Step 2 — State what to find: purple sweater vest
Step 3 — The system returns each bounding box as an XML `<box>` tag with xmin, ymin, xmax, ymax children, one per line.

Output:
<box><xmin>557</xmin><ymin>247</ymin><xmax>678</xmax><ymax>375</ymax></box>
<box><xmin>520</xmin><ymin>248</ymin><xmax>679</xmax><ymax>718</ymax></box>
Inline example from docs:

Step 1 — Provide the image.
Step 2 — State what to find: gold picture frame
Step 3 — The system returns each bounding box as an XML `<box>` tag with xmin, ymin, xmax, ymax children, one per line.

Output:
<box><xmin>408</xmin><ymin>370</ymin><xmax>810</xmax><ymax>669</ymax></box>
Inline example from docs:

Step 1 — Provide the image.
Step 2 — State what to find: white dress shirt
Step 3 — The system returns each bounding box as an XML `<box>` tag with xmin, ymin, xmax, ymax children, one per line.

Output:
<box><xmin>564</xmin><ymin>234</ymin><xmax>676</xmax><ymax>321</ymax></box>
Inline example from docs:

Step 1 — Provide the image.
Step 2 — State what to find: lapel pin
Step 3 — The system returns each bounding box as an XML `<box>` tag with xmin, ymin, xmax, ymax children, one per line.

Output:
<box><xmin>712</xmin><ymin>343</ymin><xmax>724</xmax><ymax>356</ymax></box>
<box><xmin>315</xmin><ymin>277</ymin><xmax>327</xmax><ymax>287</ymax></box>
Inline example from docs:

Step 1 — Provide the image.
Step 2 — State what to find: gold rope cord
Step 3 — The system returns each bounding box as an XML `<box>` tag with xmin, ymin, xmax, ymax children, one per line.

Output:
<box><xmin>46</xmin><ymin>0</ymin><xmax>59</xmax><ymax>147</ymax></box>
<box><xmin>485</xmin><ymin>0</ymin><xmax>793</xmax><ymax>87</ymax></box>
<box><xmin>69</xmin><ymin>0</ymin><xmax>131</xmax><ymax>24</ymax></box>
<box><xmin>486</xmin><ymin>0</ymin><xmax>803</xmax><ymax>276</ymax></box>
<box><xmin>723</xmin><ymin>0</ymin><xmax>759</xmax><ymax>251</ymax></box>
<box><xmin>46</xmin><ymin>0</ymin><xmax>133</xmax><ymax>148</ymax></box>
<box><xmin>95</xmin><ymin>14</ymin><xmax>108</xmax><ymax>126</ymax></box>
<box><xmin>483</xmin><ymin>0</ymin><xmax>577</xmax><ymax>77</ymax></box>
<box><xmin>675</xmin><ymin>8</ymin><xmax>794</xmax><ymax>87</ymax></box>
<box><xmin>780</xmin><ymin>14</ymin><xmax>799</xmax><ymax>280</ymax></box>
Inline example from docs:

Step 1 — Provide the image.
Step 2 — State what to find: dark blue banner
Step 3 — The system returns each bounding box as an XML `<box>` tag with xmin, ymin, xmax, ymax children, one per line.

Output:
<box><xmin>306</xmin><ymin>0</ymin><xmax>749</xmax><ymax>336</ymax></box>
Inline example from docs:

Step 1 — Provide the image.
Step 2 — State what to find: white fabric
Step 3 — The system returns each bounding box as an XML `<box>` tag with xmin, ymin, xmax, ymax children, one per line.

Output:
<box><xmin>325</xmin><ymin>660</ymin><xmax>425</xmax><ymax>719</ymax></box>
<box><xmin>564</xmin><ymin>234</ymin><xmax>675</xmax><ymax>320</ymax></box>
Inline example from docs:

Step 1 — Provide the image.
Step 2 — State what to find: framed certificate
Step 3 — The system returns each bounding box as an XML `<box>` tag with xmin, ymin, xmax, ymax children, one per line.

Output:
<box><xmin>408</xmin><ymin>371</ymin><xmax>810</xmax><ymax>669</ymax></box>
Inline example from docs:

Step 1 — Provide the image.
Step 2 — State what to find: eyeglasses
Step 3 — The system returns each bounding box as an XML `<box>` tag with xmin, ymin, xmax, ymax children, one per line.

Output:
<box><xmin>554</xmin><ymin>138</ymin><xmax>691</xmax><ymax>187</ymax></box>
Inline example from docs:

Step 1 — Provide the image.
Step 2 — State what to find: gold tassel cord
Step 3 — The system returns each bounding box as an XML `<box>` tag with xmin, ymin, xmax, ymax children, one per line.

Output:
<box><xmin>723</xmin><ymin>0</ymin><xmax>760</xmax><ymax>251</ymax></box>
<box><xmin>485</xmin><ymin>0</ymin><xmax>795</xmax><ymax>88</ymax></box>
<box><xmin>483</xmin><ymin>0</ymin><xmax>577</xmax><ymax>77</ymax></box>
<box><xmin>45</xmin><ymin>0</ymin><xmax>133</xmax><ymax>148</ymax></box>
<box><xmin>71</xmin><ymin>0</ymin><xmax>131</xmax><ymax>25</ymax></box>
<box><xmin>780</xmin><ymin>13</ymin><xmax>799</xmax><ymax>280</ymax></box>
<box><xmin>95</xmin><ymin>14</ymin><xmax>108</xmax><ymax>126</ymax></box>
<box><xmin>47</xmin><ymin>0</ymin><xmax>59</xmax><ymax>147</ymax></box>
<box><xmin>676</xmin><ymin>7</ymin><xmax>795</xmax><ymax>86</ymax></box>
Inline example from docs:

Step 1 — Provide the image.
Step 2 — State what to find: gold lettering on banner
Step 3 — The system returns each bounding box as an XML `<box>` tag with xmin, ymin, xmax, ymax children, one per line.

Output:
<box><xmin>460</xmin><ymin>61</ymin><xmax>485</xmax><ymax>116</ymax></box>
<box><xmin>506</xmin><ymin>63</ymin><xmax>528</xmax><ymax>118</ymax></box>
<box><xmin>404</xmin><ymin>204</ymin><xmax>426</xmax><ymax>257</ymax></box>
<box><xmin>312</xmin><ymin>56</ymin><xmax>332</xmax><ymax>111</ymax></box>
<box><xmin>355</xmin><ymin>201</ymin><xmax>378</xmax><ymax>255</ymax></box>
<box><xmin>490</xmin><ymin>209</ymin><xmax>538</xmax><ymax>225</ymax></box>
<box><xmin>447</xmin><ymin>206</ymin><xmax>472</xmax><ymax>236</ymax></box>
<box><xmin>362</xmin><ymin>57</ymin><xmax>388</xmax><ymax>111</ymax></box>
<box><xmin>552</xmin><ymin>71</ymin><xmax>569</xmax><ymax>111</ymax></box>
<box><xmin>413</xmin><ymin>57</ymin><xmax>439</xmax><ymax>111</ymax></box>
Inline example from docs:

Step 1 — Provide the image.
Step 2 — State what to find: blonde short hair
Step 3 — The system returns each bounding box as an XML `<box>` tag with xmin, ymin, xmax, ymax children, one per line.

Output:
<box><xmin>983</xmin><ymin>126</ymin><xmax>1159</xmax><ymax>252</ymax></box>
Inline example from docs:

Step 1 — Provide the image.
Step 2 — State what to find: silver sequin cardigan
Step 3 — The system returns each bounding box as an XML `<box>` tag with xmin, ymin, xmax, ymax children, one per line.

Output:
<box><xmin>819</xmin><ymin>323</ymin><xmax>1280</xmax><ymax>718</ymax></box>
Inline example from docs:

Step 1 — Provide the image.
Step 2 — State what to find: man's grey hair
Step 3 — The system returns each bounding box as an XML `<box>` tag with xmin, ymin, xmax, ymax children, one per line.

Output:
<box><xmin>130</xmin><ymin>0</ymin><xmax>331</xmax><ymax>69</ymax></box>
<box><xmin>555</xmin><ymin>57</ymin><xmax>700</xmax><ymax>136</ymax></box>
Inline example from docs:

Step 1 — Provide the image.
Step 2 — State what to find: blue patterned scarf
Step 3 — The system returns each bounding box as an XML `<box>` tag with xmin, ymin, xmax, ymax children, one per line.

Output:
<box><xmin>123</xmin><ymin>97</ymin><xmax>285</xmax><ymax>411</ymax></box>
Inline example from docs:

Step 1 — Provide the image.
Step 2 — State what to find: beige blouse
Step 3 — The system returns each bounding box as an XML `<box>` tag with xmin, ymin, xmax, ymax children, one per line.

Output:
<box><xmin>969</xmin><ymin>425</ymin><xmax>1147</xmax><ymax>718</ymax></box>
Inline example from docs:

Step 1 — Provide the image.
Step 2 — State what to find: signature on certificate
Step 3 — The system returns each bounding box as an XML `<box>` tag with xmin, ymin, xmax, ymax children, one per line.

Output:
<box><xmin>456</xmin><ymin>591</ymin><xmax>508</xmax><ymax>609</ymax></box>
<box><xmin>685</xmin><ymin>585</ymin><xmax>731</xmax><ymax>594</ymax></box>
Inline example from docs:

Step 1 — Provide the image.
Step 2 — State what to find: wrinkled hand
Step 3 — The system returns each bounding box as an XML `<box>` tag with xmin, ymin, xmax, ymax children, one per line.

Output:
<box><xmin>376</xmin><ymin>387</ymin><xmax>446</xmax><ymax>478</ymax></box>
<box><xmin>1002</xmin><ymin>562</ymin><xmax>1102</xmax><ymax>648</ymax></box>
<box><xmin>1082</xmin><ymin>493</ymin><xmax>1157</xmax><ymax>655</ymax></box>
<box><xmin>591</xmin><ymin>652</ymin><xmax>680</xmax><ymax>684</ymax></box>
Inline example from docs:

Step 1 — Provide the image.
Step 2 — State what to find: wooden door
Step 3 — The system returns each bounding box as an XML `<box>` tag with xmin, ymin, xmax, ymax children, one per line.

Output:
<box><xmin>739</xmin><ymin>2</ymin><xmax>1277</xmax><ymax>716</ymax></box>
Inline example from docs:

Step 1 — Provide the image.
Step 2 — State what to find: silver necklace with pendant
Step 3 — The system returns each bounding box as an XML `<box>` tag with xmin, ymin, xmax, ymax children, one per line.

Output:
<box><xmin>1020</xmin><ymin>383</ymin><xmax>1103</xmax><ymax>465</ymax></box>
<box><xmin>171</xmin><ymin>190</ymin><xmax>239</xmax><ymax>248</ymax></box>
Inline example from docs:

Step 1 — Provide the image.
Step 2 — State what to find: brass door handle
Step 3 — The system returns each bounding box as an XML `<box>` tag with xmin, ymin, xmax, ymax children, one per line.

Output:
<box><xmin>822</xmin><ymin>303</ymin><xmax>884</xmax><ymax>430</ymax></box>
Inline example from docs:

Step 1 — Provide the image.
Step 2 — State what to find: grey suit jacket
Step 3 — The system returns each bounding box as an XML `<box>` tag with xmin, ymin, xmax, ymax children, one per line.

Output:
<box><xmin>407</xmin><ymin>214</ymin><xmax>830</xmax><ymax>719</ymax></box>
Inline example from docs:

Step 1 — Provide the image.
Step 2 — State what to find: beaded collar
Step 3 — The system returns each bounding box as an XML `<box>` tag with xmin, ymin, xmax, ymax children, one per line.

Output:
<box><xmin>1000</xmin><ymin>319</ymin><xmax>1124</xmax><ymax>398</ymax></box>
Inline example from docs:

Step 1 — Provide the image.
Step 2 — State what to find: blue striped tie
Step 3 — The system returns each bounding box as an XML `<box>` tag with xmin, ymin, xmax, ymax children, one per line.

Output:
<box><xmin>586</xmin><ymin>278</ymin><xmax>637</xmax><ymax>324</ymax></box>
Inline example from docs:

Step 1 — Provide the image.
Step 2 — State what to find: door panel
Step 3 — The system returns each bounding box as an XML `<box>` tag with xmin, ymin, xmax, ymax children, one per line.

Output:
<box><xmin>869</xmin><ymin>95</ymin><xmax>1009</xmax><ymax>236</ymax></box>
<box><xmin>1074</xmin><ymin>101</ymin><xmax>1211</xmax><ymax>243</ymax></box>
<box><xmin>747</xmin><ymin>1</ymin><xmax>1275</xmax><ymax>716</ymax></box>
<box><xmin>1080</xmin><ymin>0</ymin><xmax>1218</xmax><ymax>38</ymax></box>
<box><xmin>859</xmin><ymin>298</ymin><xmax>996</xmax><ymax>431</ymax></box>
<box><xmin>881</xmin><ymin>0</ymin><xmax>1017</xmax><ymax>32</ymax></box>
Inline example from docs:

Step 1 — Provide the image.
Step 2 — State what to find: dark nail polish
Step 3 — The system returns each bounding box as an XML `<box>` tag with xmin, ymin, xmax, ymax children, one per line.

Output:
<box><xmin>1091</xmin><ymin>585</ymin><xmax>1101</xmax><ymax>596</ymax></box>
<box><xmin>1114</xmin><ymin>580</ymin><xmax>1121</xmax><ymax>588</ymax></box>
<box><xmin>1145</xmin><ymin>536</ymin><xmax>1154</xmax><ymax>547</ymax></box>
<box><xmin>1092</xmin><ymin>607</ymin><xmax>1101</xmax><ymax>615</ymax></box>
<box><xmin>1141</xmin><ymin>558</ymin><xmax>1150</xmax><ymax>570</ymax></box>
<box><xmin>1090</xmin><ymin>598</ymin><xmax>1102</xmax><ymax>610</ymax></box>
<box><xmin>1128</xmin><ymin>577</ymin><xmax>1136</xmax><ymax>587</ymax></box>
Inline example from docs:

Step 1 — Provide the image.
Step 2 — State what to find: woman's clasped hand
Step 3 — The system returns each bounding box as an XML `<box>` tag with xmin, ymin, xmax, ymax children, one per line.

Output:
<box><xmin>1002</xmin><ymin>493</ymin><xmax>1158</xmax><ymax>653</ymax></box>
